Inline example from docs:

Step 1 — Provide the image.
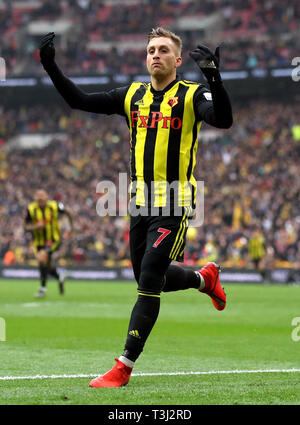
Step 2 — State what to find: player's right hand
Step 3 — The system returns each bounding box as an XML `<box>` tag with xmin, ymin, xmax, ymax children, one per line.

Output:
<box><xmin>35</xmin><ymin>220</ymin><xmax>46</xmax><ymax>229</ymax></box>
<box><xmin>39</xmin><ymin>32</ymin><xmax>56</xmax><ymax>66</ymax></box>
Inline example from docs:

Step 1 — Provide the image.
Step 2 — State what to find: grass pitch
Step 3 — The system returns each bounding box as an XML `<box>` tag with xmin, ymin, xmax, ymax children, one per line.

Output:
<box><xmin>0</xmin><ymin>278</ymin><xmax>299</xmax><ymax>405</ymax></box>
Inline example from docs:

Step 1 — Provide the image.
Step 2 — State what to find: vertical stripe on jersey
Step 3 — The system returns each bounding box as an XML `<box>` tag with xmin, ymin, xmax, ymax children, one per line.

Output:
<box><xmin>178</xmin><ymin>82</ymin><xmax>200</xmax><ymax>207</ymax></box>
<box><xmin>50</xmin><ymin>201</ymin><xmax>60</xmax><ymax>244</ymax></box>
<box><xmin>152</xmin><ymin>87</ymin><xmax>177</xmax><ymax>208</ymax></box>
<box><xmin>124</xmin><ymin>83</ymin><xmax>148</xmax><ymax>204</ymax></box>
<box><xmin>187</xmin><ymin>120</ymin><xmax>201</xmax><ymax>181</ymax></box>
<box><xmin>143</xmin><ymin>92</ymin><xmax>161</xmax><ymax>206</ymax></box>
<box><xmin>29</xmin><ymin>205</ymin><xmax>38</xmax><ymax>245</ymax></box>
<box><xmin>135</xmin><ymin>89</ymin><xmax>154</xmax><ymax>206</ymax></box>
<box><xmin>45</xmin><ymin>202</ymin><xmax>59</xmax><ymax>245</ymax></box>
<box><xmin>41</xmin><ymin>207</ymin><xmax>47</xmax><ymax>246</ymax></box>
<box><xmin>164</xmin><ymin>84</ymin><xmax>189</xmax><ymax>208</ymax></box>
<box><xmin>33</xmin><ymin>205</ymin><xmax>43</xmax><ymax>246</ymax></box>
<box><xmin>45</xmin><ymin>206</ymin><xmax>52</xmax><ymax>243</ymax></box>
<box><xmin>166</xmin><ymin>84</ymin><xmax>189</xmax><ymax>183</ymax></box>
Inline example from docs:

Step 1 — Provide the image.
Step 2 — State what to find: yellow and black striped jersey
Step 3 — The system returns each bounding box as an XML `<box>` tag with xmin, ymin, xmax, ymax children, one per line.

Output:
<box><xmin>248</xmin><ymin>235</ymin><xmax>265</xmax><ymax>260</ymax></box>
<box><xmin>25</xmin><ymin>200</ymin><xmax>65</xmax><ymax>249</ymax></box>
<box><xmin>123</xmin><ymin>79</ymin><xmax>207</xmax><ymax>208</ymax></box>
<box><xmin>104</xmin><ymin>77</ymin><xmax>214</xmax><ymax>209</ymax></box>
<box><xmin>45</xmin><ymin>65</ymin><xmax>233</xmax><ymax>211</ymax></box>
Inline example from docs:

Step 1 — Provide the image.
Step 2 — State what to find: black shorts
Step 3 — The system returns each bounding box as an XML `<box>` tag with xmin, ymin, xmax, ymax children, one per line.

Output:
<box><xmin>252</xmin><ymin>258</ymin><xmax>262</xmax><ymax>269</ymax></box>
<box><xmin>36</xmin><ymin>242</ymin><xmax>60</xmax><ymax>255</ymax></box>
<box><xmin>130</xmin><ymin>208</ymin><xmax>189</xmax><ymax>268</ymax></box>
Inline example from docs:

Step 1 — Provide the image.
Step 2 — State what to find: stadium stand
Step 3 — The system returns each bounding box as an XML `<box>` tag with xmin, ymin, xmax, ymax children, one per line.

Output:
<box><xmin>1</xmin><ymin>0</ymin><xmax>299</xmax><ymax>76</ymax></box>
<box><xmin>0</xmin><ymin>100</ymin><xmax>299</xmax><ymax>269</ymax></box>
<box><xmin>0</xmin><ymin>0</ymin><xmax>299</xmax><ymax>274</ymax></box>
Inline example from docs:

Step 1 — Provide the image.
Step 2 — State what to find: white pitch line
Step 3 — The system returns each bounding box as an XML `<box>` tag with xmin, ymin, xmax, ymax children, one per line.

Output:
<box><xmin>0</xmin><ymin>369</ymin><xmax>300</xmax><ymax>381</ymax></box>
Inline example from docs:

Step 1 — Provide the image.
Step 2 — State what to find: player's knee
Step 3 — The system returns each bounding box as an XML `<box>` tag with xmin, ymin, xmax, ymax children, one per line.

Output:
<box><xmin>138</xmin><ymin>268</ymin><xmax>165</xmax><ymax>294</ymax></box>
<box><xmin>37</xmin><ymin>250</ymin><xmax>48</xmax><ymax>265</ymax></box>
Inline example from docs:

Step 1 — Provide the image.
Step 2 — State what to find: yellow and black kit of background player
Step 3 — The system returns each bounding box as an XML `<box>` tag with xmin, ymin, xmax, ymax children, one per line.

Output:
<box><xmin>25</xmin><ymin>200</ymin><xmax>65</xmax><ymax>254</ymax></box>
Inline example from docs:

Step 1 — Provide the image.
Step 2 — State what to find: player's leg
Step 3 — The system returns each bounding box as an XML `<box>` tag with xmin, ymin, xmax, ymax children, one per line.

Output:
<box><xmin>163</xmin><ymin>264</ymin><xmax>201</xmax><ymax>292</ymax></box>
<box><xmin>90</xmin><ymin>215</ymin><xmax>170</xmax><ymax>388</ymax></box>
<box><xmin>47</xmin><ymin>243</ymin><xmax>64</xmax><ymax>294</ymax></box>
<box><xmin>158</xmin><ymin>209</ymin><xmax>226</xmax><ymax>310</ymax></box>
<box><xmin>89</xmin><ymin>250</ymin><xmax>171</xmax><ymax>388</ymax></box>
<box><xmin>128</xmin><ymin>214</ymin><xmax>148</xmax><ymax>283</ymax></box>
<box><xmin>153</xmin><ymin>209</ymin><xmax>200</xmax><ymax>292</ymax></box>
<box><xmin>164</xmin><ymin>262</ymin><xmax>226</xmax><ymax>310</ymax></box>
<box><xmin>122</xmin><ymin>250</ymin><xmax>171</xmax><ymax>363</ymax></box>
<box><xmin>35</xmin><ymin>248</ymin><xmax>49</xmax><ymax>298</ymax></box>
<box><xmin>120</xmin><ymin>214</ymin><xmax>175</xmax><ymax>366</ymax></box>
<box><xmin>116</xmin><ymin>211</ymin><xmax>191</xmax><ymax>369</ymax></box>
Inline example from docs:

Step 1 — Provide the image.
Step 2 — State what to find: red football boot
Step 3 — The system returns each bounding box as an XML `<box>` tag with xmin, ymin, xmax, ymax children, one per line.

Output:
<box><xmin>89</xmin><ymin>358</ymin><xmax>132</xmax><ymax>388</ymax></box>
<box><xmin>198</xmin><ymin>262</ymin><xmax>226</xmax><ymax>311</ymax></box>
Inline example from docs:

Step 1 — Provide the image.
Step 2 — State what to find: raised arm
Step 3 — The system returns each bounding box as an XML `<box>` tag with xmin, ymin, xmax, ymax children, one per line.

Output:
<box><xmin>39</xmin><ymin>33</ymin><xmax>127</xmax><ymax>115</ymax></box>
<box><xmin>190</xmin><ymin>45</ymin><xmax>233</xmax><ymax>129</ymax></box>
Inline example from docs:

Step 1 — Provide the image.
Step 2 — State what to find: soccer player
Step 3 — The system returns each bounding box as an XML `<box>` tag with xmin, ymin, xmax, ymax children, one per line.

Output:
<box><xmin>39</xmin><ymin>27</ymin><xmax>233</xmax><ymax>387</ymax></box>
<box><xmin>24</xmin><ymin>189</ymin><xmax>73</xmax><ymax>298</ymax></box>
<box><xmin>248</xmin><ymin>228</ymin><xmax>265</xmax><ymax>276</ymax></box>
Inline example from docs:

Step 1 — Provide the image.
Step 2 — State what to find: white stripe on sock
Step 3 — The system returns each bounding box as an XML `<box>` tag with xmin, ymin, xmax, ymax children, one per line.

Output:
<box><xmin>118</xmin><ymin>356</ymin><xmax>134</xmax><ymax>368</ymax></box>
<box><xmin>195</xmin><ymin>271</ymin><xmax>205</xmax><ymax>290</ymax></box>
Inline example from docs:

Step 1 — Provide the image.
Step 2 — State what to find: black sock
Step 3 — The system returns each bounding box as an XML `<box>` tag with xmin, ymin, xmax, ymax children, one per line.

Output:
<box><xmin>123</xmin><ymin>294</ymin><xmax>160</xmax><ymax>362</ymax></box>
<box><xmin>162</xmin><ymin>265</ymin><xmax>199</xmax><ymax>292</ymax></box>
<box><xmin>39</xmin><ymin>264</ymin><xmax>48</xmax><ymax>288</ymax></box>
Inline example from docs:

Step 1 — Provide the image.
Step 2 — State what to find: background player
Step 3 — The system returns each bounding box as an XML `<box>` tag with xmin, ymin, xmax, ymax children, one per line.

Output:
<box><xmin>248</xmin><ymin>227</ymin><xmax>266</xmax><ymax>278</ymax></box>
<box><xmin>24</xmin><ymin>189</ymin><xmax>73</xmax><ymax>298</ymax></box>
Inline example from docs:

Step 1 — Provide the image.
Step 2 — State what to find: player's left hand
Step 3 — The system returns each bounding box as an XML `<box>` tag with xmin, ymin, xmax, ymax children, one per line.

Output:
<box><xmin>189</xmin><ymin>44</ymin><xmax>221</xmax><ymax>83</ymax></box>
<box><xmin>39</xmin><ymin>32</ymin><xmax>56</xmax><ymax>67</ymax></box>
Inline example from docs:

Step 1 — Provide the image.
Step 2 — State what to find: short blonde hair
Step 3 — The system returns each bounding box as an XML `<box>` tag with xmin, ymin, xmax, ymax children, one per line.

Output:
<box><xmin>147</xmin><ymin>27</ymin><xmax>182</xmax><ymax>56</ymax></box>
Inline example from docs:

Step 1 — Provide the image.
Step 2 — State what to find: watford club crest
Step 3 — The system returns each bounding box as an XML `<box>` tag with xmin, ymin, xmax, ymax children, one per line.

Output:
<box><xmin>167</xmin><ymin>96</ymin><xmax>178</xmax><ymax>108</ymax></box>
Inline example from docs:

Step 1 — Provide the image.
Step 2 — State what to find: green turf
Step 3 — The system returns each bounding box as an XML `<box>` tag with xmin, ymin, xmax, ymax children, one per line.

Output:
<box><xmin>0</xmin><ymin>279</ymin><xmax>299</xmax><ymax>405</ymax></box>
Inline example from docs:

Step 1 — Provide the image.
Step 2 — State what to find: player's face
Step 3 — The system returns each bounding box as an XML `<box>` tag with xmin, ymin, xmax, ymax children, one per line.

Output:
<box><xmin>34</xmin><ymin>190</ymin><xmax>48</xmax><ymax>208</ymax></box>
<box><xmin>146</xmin><ymin>37</ymin><xmax>182</xmax><ymax>79</ymax></box>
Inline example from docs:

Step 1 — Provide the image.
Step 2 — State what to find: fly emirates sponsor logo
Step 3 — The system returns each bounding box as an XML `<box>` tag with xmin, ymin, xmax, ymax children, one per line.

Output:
<box><xmin>130</xmin><ymin>110</ymin><xmax>182</xmax><ymax>130</ymax></box>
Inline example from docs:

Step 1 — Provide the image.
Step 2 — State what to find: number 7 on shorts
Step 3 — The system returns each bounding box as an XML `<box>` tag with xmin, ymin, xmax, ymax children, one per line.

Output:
<box><xmin>153</xmin><ymin>228</ymin><xmax>171</xmax><ymax>248</ymax></box>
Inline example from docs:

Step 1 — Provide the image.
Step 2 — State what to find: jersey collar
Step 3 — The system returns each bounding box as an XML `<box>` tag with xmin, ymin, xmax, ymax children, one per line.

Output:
<box><xmin>150</xmin><ymin>76</ymin><xmax>179</xmax><ymax>95</ymax></box>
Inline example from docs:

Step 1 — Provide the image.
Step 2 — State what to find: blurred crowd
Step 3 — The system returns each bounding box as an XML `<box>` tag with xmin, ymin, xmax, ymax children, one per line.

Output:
<box><xmin>1</xmin><ymin>0</ymin><xmax>299</xmax><ymax>77</ymax></box>
<box><xmin>0</xmin><ymin>97</ymin><xmax>299</xmax><ymax>270</ymax></box>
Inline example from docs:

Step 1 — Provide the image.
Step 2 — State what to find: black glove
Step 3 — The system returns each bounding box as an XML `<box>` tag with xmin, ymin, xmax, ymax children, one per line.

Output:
<box><xmin>189</xmin><ymin>44</ymin><xmax>221</xmax><ymax>83</ymax></box>
<box><xmin>39</xmin><ymin>32</ymin><xmax>56</xmax><ymax>68</ymax></box>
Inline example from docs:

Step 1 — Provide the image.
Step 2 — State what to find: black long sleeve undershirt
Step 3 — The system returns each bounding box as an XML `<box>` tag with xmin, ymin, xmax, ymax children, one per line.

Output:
<box><xmin>43</xmin><ymin>61</ymin><xmax>126</xmax><ymax>115</ymax></box>
<box><xmin>195</xmin><ymin>81</ymin><xmax>233</xmax><ymax>129</ymax></box>
<box><xmin>43</xmin><ymin>61</ymin><xmax>233</xmax><ymax>129</ymax></box>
